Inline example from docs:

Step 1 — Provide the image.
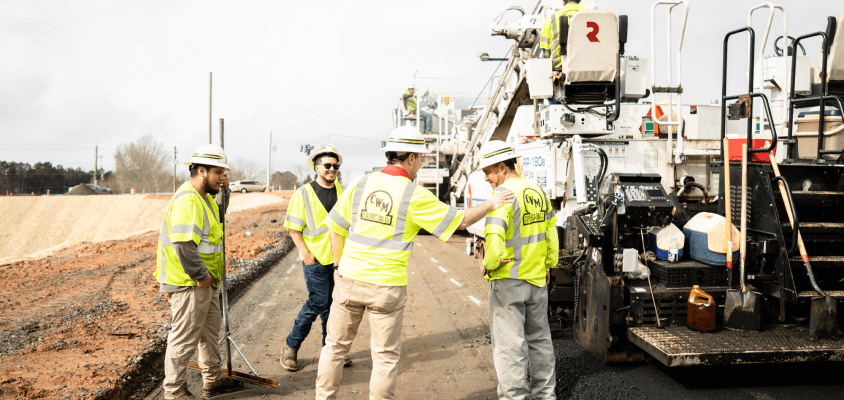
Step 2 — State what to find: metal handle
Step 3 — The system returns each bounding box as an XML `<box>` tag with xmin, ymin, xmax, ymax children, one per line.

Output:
<box><xmin>771</xmin><ymin>176</ymin><xmax>799</xmax><ymax>255</ymax></box>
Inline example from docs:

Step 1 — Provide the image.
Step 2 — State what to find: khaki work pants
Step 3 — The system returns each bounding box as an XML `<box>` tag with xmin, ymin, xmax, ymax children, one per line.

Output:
<box><xmin>163</xmin><ymin>286</ymin><xmax>224</xmax><ymax>399</ymax></box>
<box><xmin>315</xmin><ymin>270</ymin><xmax>407</xmax><ymax>400</ymax></box>
<box><xmin>489</xmin><ymin>279</ymin><xmax>556</xmax><ymax>400</ymax></box>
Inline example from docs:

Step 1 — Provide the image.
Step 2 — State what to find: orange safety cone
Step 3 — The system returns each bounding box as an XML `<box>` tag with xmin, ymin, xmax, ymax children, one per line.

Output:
<box><xmin>47</xmin><ymin>189</ymin><xmax>50</xmax><ymax>195</ymax></box>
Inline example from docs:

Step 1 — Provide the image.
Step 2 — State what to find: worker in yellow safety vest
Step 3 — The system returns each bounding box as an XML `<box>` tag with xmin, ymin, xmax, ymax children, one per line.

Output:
<box><xmin>281</xmin><ymin>145</ymin><xmax>353</xmax><ymax>371</ymax></box>
<box><xmin>314</xmin><ymin>126</ymin><xmax>515</xmax><ymax>399</ymax></box>
<box><xmin>155</xmin><ymin>144</ymin><xmax>243</xmax><ymax>399</ymax></box>
<box><xmin>401</xmin><ymin>83</ymin><xmax>434</xmax><ymax>135</ymax></box>
<box><xmin>539</xmin><ymin>0</ymin><xmax>586</xmax><ymax>70</ymax></box>
<box><xmin>477</xmin><ymin>140</ymin><xmax>559</xmax><ymax>399</ymax></box>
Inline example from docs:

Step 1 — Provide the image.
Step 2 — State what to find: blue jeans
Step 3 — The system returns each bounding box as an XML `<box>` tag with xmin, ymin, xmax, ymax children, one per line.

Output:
<box><xmin>418</xmin><ymin>110</ymin><xmax>433</xmax><ymax>133</ymax></box>
<box><xmin>286</xmin><ymin>261</ymin><xmax>335</xmax><ymax>350</ymax></box>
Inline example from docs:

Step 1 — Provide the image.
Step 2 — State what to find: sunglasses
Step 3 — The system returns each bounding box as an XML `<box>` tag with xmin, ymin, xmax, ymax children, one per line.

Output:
<box><xmin>320</xmin><ymin>163</ymin><xmax>341</xmax><ymax>170</ymax></box>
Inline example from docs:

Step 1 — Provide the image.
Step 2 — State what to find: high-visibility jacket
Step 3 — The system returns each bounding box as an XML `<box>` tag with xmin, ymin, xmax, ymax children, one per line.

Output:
<box><xmin>154</xmin><ymin>181</ymin><xmax>224</xmax><ymax>287</ymax></box>
<box><xmin>483</xmin><ymin>177</ymin><xmax>559</xmax><ymax>287</ymax></box>
<box><xmin>539</xmin><ymin>2</ymin><xmax>586</xmax><ymax>69</ymax></box>
<box><xmin>403</xmin><ymin>90</ymin><xmax>417</xmax><ymax>112</ymax></box>
<box><xmin>324</xmin><ymin>171</ymin><xmax>465</xmax><ymax>286</ymax></box>
<box><xmin>283</xmin><ymin>181</ymin><xmax>343</xmax><ymax>265</ymax></box>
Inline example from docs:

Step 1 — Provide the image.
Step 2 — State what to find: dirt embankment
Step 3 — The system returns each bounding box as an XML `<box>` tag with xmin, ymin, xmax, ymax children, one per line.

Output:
<box><xmin>0</xmin><ymin>199</ymin><xmax>290</xmax><ymax>400</ymax></box>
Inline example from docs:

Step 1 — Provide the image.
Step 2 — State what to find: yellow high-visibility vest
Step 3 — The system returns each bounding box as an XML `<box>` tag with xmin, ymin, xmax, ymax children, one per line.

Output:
<box><xmin>539</xmin><ymin>3</ymin><xmax>586</xmax><ymax>69</ymax></box>
<box><xmin>283</xmin><ymin>181</ymin><xmax>343</xmax><ymax>265</ymax></box>
<box><xmin>324</xmin><ymin>171</ymin><xmax>465</xmax><ymax>286</ymax></box>
<box><xmin>154</xmin><ymin>181</ymin><xmax>224</xmax><ymax>287</ymax></box>
<box><xmin>482</xmin><ymin>177</ymin><xmax>559</xmax><ymax>287</ymax></box>
<box><xmin>403</xmin><ymin>90</ymin><xmax>417</xmax><ymax>112</ymax></box>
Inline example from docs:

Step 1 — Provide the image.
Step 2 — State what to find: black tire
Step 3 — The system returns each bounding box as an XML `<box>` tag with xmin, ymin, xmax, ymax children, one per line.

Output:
<box><xmin>241</xmin><ymin>188</ymin><xmax>247</xmax><ymax>193</ymax></box>
<box><xmin>263</xmin><ymin>187</ymin><xmax>267</xmax><ymax>192</ymax></box>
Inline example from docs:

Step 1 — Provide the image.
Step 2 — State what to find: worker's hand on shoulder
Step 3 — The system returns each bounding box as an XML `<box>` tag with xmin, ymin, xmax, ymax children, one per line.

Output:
<box><xmin>488</xmin><ymin>189</ymin><xmax>514</xmax><ymax>210</ymax></box>
<box><xmin>303</xmin><ymin>252</ymin><xmax>317</xmax><ymax>265</ymax></box>
<box><xmin>197</xmin><ymin>275</ymin><xmax>213</xmax><ymax>289</ymax></box>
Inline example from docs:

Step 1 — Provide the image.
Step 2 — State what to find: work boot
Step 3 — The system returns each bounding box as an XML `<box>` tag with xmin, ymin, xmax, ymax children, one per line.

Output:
<box><xmin>344</xmin><ymin>356</ymin><xmax>353</xmax><ymax>367</ymax></box>
<box><xmin>280</xmin><ymin>344</ymin><xmax>298</xmax><ymax>371</ymax></box>
<box><xmin>203</xmin><ymin>377</ymin><xmax>243</xmax><ymax>397</ymax></box>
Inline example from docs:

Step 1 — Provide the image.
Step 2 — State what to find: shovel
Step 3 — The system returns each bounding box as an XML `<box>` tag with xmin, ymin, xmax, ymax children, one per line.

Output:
<box><xmin>769</xmin><ymin>151</ymin><xmax>838</xmax><ymax>340</ymax></box>
<box><xmin>724</xmin><ymin>143</ymin><xmax>763</xmax><ymax>331</ymax></box>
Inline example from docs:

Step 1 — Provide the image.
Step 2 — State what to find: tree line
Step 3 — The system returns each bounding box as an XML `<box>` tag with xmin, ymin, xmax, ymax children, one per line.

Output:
<box><xmin>1</xmin><ymin>136</ymin><xmax>314</xmax><ymax>195</ymax></box>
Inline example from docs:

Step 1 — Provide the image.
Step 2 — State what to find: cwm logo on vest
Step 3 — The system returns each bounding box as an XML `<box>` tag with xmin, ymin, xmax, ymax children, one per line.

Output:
<box><xmin>522</xmin><ymin>188</ymin><xmax>547</xmax><ymax>225</ymax></box>
<box><xmin>361</xmin><ymin>190</ymin><xmax>394</xmax><ymax>225</ymax></box>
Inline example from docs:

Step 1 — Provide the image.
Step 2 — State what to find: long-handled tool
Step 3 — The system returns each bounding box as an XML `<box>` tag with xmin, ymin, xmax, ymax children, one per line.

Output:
<box><xmin>769</xmin><ymin>151</ymin><xmax>838</xmax><ymax>340</ymax></box>
<box><xmin>724</xmin><ymin>143</ymin><xmax>763</xmax><ymax>331</ymax></box>
<box><xmin>724</xmin><ymin>139</ymin><xmax>734</xmax><ymax>272</ymax></box>
<box><xmin>188</xmin><ymin>188</ymin><xmax>278</xmax><ymax>388</ymax></box>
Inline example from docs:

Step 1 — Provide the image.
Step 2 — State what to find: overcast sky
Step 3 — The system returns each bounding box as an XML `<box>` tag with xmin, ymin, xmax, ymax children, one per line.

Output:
<box><xmin>1</xmin><ymin>0</ymin><xmax>840</xmax><ymax>181</ymax></box>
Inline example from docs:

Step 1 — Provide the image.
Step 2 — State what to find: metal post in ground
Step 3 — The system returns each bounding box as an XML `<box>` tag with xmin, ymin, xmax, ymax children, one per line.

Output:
<box><xmin>208</xmin><ymin>72</ymin><xmax>213</xmax><ymax>144</ymax></box>
<box><xmin>219</xmin><ymin>118</ymin><xmax>225</xmax><ymax>149</ymax></box>
<box><xmin>267</xmin><ymin>132</ymin><xmax>272</xmax><ymax>189</ymax></box>
<box><xmin>93</xmin><ymin>146</ymin><xmax>98</xmax><ymax>185</ymax></box>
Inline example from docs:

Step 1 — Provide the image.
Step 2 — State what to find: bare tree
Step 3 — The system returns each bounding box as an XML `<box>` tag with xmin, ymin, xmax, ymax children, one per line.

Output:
<box><xmin>110</xmin><ymin>136</ymin><xmax>170</xmax><ymax>193</ymax></box>
<box><xmin>228</xmin><ymin>158</ymin><xmax>265</xmax><ymax>183</ymax></box>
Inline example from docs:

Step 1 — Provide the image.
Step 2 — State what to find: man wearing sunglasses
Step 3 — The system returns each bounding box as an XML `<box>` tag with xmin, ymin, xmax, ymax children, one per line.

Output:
<box><xmin>281</xmin><ymin>145</ymin><xmax>351</xmax><ymax>371</ymax></box>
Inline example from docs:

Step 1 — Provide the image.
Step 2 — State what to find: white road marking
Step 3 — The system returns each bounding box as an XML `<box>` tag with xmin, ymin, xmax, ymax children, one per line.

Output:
<box><xmin>450</xmin><ymin>278</ymin><xmax>462</xmax><ymax>287</ymax></box>
<box><xmin>286</xmin><ymin>265</ymin><xmax>295</xmax><ymax>274</ymax></box>
<box><xmin>411</xmin><ymin>272</ymin><xmax>415</xmax><ymax>274</ymax></box>
<box><xmin>468</xmin><ymin>296</ymin><xmax>481</xmax><ymax>306</ymax></box>
<box><xmin>258</xmin><ymin>302</ymin><xmax>276</xmax><ymax>307</ymax></box>
<box><xmin>417</xmin><ymin>243</ymin><xmax>422</xmax><ymax>247</ymax></box>
<box><xmin>430</xmin><ymin>257</ymin><xmax>437</xmax><ymax>263</ymax></box>
<box><xmin>438</xmin><ymin>266</ymin><xmax>448</xmax><ymax>273</ymax></box>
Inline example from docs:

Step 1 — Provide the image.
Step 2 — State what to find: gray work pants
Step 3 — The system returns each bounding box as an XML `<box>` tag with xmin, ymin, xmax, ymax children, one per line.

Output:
<box><xmin>489</xmin><ymin>279</ymin><xmax>556</xmax><ymax>400</ymax></box>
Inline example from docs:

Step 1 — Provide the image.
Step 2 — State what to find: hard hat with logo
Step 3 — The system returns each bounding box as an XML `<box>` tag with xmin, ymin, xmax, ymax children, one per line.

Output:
<box><xmin>381</xmin><ymin>126</ymin><xmax>430</xmax><ymax>154</ymax></box>
<box><xmin>184</xmin><ymin>144</ymin><xmax>230</xmax><ymax>169</ymax></box>
<box><xmin>307</xmin><ymin>145</ymin><xmax>343</xmax><ymax>169</ymax></box>
<box><xmin>476</xmin><ymin>140</ymin><xmax>517</xmax><ymax>170</ymax></box>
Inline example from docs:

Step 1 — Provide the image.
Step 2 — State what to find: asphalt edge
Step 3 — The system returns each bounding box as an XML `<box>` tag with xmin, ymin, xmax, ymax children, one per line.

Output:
<box><xmin>92</xmin><ymin>231</ymin><xmax>295</xmax><ymax>400</ymax></box>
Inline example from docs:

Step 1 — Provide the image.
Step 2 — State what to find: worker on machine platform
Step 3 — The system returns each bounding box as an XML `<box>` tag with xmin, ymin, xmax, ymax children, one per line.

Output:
<box><xmin>315</xmin><ymin>126</ymin><xmax>514</xmax><ymax>399</ymax></box>
<box><xmin>478</xmin><ymin>140</ymin><xmax>559</xmax><ymax>400</ymax></box>
<box><xmin>539</xmin><ymin>0</ymin><xmax>586</xmax><ymax>70</ymax></box>
<box><xmin>154</xmin><ymin>144</ymin><xmax>243</xmax><ymax>399</ymax></box>
<box><xmin>280</xmin><ymin>145</ymin><xmax>353</xmax><ymax>371</ymax></box>
<box><xmin>401</xmin><ymin>83</ymin><xmax>434</xmax><ymax>135</ymax></box>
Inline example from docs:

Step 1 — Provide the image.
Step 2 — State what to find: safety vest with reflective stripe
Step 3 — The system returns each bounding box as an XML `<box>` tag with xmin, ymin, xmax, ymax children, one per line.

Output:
<box><xmin>539</xmin><ymin>3</ymin><xmax>586</xmax><ymax>69</ymax></box>
<box><xmin>324</xmin><ymin>171</ymin><xmax>464</xmax><ymax>286</ymax></box>
<box><xmin>482</xmin><ymin>177</ymin><xmax>559</xmax><ymax>287</ymax></box>
<box><xmin>154</xmin><ymin>181</ymin><xmax>224</xmax><ymax>287</ymax></box>
<box><xmin>282</xmin><ymin>181</ymin><xmax>342</xmax><ymax>265</ymax></box>
<box><xmin>403</xmin><ymin>90</ymin><xmax>417</xmax><ymax>112</ymax></box>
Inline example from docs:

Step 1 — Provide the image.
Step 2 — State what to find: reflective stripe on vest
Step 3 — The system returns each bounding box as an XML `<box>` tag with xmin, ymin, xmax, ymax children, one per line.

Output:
<box><xmin>347</xmin><ymin>174</ymin><xmax>417</xmax><ymax>251</ymax></box>
<box><xmin>495</xmin><ymin>186</ymin><xmax>550</xmax><ymax>279</ymax></box>
<box><xmin>296</xmin><ymin>185</ymin><xmax>330</xmax><ymax>237</ymax></box>
<box><xmin>157</xmin><ymin>189</ymin><xmax>218</xmax><ymax>284</ymax></box>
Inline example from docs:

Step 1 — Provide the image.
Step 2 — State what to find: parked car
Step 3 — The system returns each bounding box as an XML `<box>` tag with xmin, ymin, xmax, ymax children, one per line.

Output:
<box><xmin>230</xmin><ymin>180</ymin><xmax>266</xmax><ymax>193</ymax></box>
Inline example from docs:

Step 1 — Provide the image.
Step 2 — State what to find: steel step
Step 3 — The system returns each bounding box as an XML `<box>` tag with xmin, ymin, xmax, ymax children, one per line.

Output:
<box><xmin>790</xmin><ymin>256</ymin><xmax>844</xmax><ymax>268</ymax></box>
<box><xmin>627</xmin><ymin>325</ymin><xmax>844</xmax><ymax>366</ymax></box>
<box><xmin>790</xmin><ymin>191</ymin><xmax>844</xmax><ymax>201</ymax></box>
<box><xmin>781</xmin><ymin>222</ymin><xmax>844</xmax><ymax>234</ymax></box>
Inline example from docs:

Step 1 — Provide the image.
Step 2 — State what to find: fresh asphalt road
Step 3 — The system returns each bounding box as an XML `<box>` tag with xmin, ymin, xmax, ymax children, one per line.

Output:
<box><xmin>143</xmin><ymin>233</ymin><xmax>844</xmax><ymax>399</ymax></box>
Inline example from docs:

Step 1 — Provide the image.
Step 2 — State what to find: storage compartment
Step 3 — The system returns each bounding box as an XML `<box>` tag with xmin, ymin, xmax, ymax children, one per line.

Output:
<box><xmin>795</xmin><ymin>114</ymin><xmax>844</xmax><ymax>159</ymax></box>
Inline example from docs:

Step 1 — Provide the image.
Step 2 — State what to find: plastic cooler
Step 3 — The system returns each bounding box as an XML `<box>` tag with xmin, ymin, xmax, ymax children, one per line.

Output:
<box><xmin>682</xmin><ymin>212</ymin><xmax>739</xmax><ymax>266</ymax></box>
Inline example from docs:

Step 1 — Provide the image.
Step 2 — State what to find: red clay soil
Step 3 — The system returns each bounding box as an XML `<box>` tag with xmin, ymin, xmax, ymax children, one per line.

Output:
<box><xmin>0</xmin><ymin>200</ymin><xmax>289</xmax><ymax>399</ymax></box>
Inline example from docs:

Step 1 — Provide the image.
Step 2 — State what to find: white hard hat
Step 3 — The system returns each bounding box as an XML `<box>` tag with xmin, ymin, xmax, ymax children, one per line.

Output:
<box><xmin>381</xmin><ymin>126</ymin><xmax>430</xmax><ymax>154</ymax></box>
<box><xmin>407</xmin><ymin>82</ymin><xmax>415</xmax><ymax>89</ymax></box>
<box><xmin>476</xmin><ymin>140</ymin><xmax>517</xmax><ymax>170</ymax></box>
<box><xmin>307</xmin><ymin>145</ymin><xmax>343</xmax><ymax>169</ymax></box>
<box><xmin>184</xmin><ymin>144</ymin><xmax>230</xmax><ymax>169</ymax></box>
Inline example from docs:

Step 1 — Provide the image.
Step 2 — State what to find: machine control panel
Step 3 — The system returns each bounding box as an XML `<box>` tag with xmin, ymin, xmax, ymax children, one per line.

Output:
<box><xmin>623</xmin><ymin>184</ymin><xmax>667</xmax><ymax>202</ymax></box>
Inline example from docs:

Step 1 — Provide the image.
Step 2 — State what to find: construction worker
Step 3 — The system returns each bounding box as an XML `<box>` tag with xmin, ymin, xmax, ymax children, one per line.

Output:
<box><xmin>401</xmin><ymin>83</ymin><xmax>434</xmax><ymax>135</ymax></box>
<box><xmin>539</xmin><ymin>0</ymin><xmax>586</xmax><ymax>70</ymax></box>
<box><xmin>281</xmin><ymin>145</ymin><xmax>352</xmax><ymax>371</ymax></box>
<box><xmin>477</xmin><ymin>140</ymin><xmax>559</xmax><ymax>399</ymax></box>
<box><xmin>315</xmin><ymin>126</ymin><xmax>514</xmax><ymax>399</ymax></box>
<box><xmin>155</xmin><ymin>144</ymin><xmax>243</xmax><ymax>399</ymax></box>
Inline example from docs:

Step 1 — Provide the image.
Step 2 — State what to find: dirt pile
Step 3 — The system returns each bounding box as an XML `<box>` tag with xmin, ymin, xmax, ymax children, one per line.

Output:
<box><xmin>0</xmin><ymin>201</ymin><xmax>290</xmax><ymax>400</ymax></box>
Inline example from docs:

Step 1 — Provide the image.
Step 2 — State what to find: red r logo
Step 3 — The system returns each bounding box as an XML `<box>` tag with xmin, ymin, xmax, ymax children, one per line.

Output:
<box><xmin>586</xmin><ymin>21</ymin><xmax>600</xmax><ymax>42</ymax></box>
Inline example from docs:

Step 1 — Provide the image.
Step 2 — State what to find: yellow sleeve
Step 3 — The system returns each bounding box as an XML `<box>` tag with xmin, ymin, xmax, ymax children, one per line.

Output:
<box><xmin>539</xmin><ymin>14</ymin><xmax>553</xmax><ymax>50</ymax></box>
<box><xmin>324</xmin><ymin>180</ymin><xmax>355</xmax><ymax>237</ymax></box>
<box><xmin>283</xmin><ymin>189</ymin><xmax>306</xmax><ymax>232</ymax></box>
<box><xmin>483</xmin><ymin>204</ymin><xmax>512</xmax><ymax>271</ymax></box>
<box><xmin>545</xmin><ymin>198</ymin><xmax>559</xmax><ymax>271</ymax></box>
<box><xmin>169</xmin><ymin>195</ymin><xmax>205</xmax><ymax>245</ymax></box>
<box><xmin>410</xmin><ymin>187</ymin><xmax>465</xmax><ymax>242</ymax></box>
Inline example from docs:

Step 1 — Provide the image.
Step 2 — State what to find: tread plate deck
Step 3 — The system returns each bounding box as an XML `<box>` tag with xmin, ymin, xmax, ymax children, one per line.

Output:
<box><xmin>628</xmin><ymin>325</ymin><xmax>844</xmax><ymax>366</ymax></box>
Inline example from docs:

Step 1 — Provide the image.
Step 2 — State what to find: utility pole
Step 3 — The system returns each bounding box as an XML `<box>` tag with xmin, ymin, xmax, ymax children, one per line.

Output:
<box><xmin>219</xmin><ymin>118</ymin><xmax>225</xmax><ymax>149</ymax></box>
<box><xmin>208</xmin><ymin>72</ymin><xmax>213</xmax><ymax>144</ymax></box>
<box><xmin>267</xmin><ymin>131</ymin><xmax>272</xmax><ymax>187</ymax></box>
<box><xmin>173</xmin><ymin>147</ymin><xmax>177</xmax><ymax>193</ymax></box>
<box><xmin>93</xmin><ymin>146</ymin><xmax>98</xmax><ymax>185</ymax></box>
